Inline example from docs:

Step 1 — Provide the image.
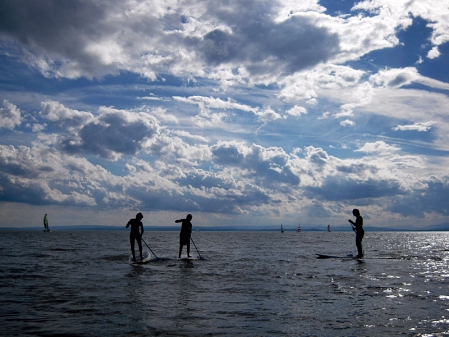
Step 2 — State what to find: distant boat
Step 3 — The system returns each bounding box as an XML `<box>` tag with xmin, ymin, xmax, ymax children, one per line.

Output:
<box><xmin>43</xmin><ymin>213</ymin><xmax>50</xmax><ymax>232</ymax></box>
<box><xmin>327</xmin><ymin>224</ymin><xmax>330</xmax><ymax>232</ymax></box>
<box><xmin>281</xmin><ymin>224</ymin><xmax>284</xmax><ymax>233</ymax></box>
<box><xmin>297</xmin><ymin>224</ymin><xmax>301</xmax><ymax>232</ymax></box>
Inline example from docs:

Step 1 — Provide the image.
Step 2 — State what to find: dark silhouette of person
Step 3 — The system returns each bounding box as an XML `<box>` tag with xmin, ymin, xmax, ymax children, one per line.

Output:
<box><xmin>176</xmin><ymin>214</ymin><xmax>192</xmax><ymax>258</ymax></box>
<box><xmin>348</xmin><ymin>209</ymin><xmax>364</xmax><ymax>258</ymax></box>
<box><xmin>126</xmin><ymin>212</ymin><xmax>144</xmax><ymax>262</ymax></box>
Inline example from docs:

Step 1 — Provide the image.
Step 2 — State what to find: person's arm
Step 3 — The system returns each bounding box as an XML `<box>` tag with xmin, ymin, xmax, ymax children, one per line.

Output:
<box><xmin>126</xmin><ymin>220</ymin><xmax>131</xmax><ymax>228</ymax></box>
<box><xmin>348</xmin><ymin>219</ymin><xmax>356</xmax><ymax>231</ymax></box>
<box><xmin>175</xmin><ymin>219</ymin><xmax>181</xmax><ymax>223</ymax></box>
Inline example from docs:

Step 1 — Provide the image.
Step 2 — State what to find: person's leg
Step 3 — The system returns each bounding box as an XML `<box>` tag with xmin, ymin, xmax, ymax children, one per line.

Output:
<box><xmin>130</xmin><ymin>234</ymin><xmax>136</xmax><ymax>261</ymax></box>
<box><xmin>356</xmin><ymin>234</ymin><xmax>363</xmax><ymax>257</ymax></box>
<box><xmin>187</xmin><ymin>240</ymin><xmax>191</xmax><ymax>257</ymax></box>
<box><xmin>137</xmin><ymin>236</ymin><xmax>143</xmax><ymax>260</ymax></box>
<box><xmin>359</xmin><ymin>232</ymin><xmax>364</xmax><ymax>257</ymax></box>
<box><xmin>178</xmin><ymin>240</ymin><xmax>183</xmax><ymax>258</ymax></box>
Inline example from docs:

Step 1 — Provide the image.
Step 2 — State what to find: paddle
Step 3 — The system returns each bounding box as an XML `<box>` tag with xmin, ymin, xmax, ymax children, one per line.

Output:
<box><xmin>141</xmin><ymin>237</ymin><xmax>159</xmax><ymax>260</ymax></box>
<box><xmin>191</xmin><ymin>237</ymin><xmax>206</xmax><ymax>260</ymax></box>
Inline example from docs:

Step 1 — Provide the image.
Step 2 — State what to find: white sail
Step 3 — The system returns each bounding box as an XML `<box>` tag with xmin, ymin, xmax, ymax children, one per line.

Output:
<box><xmin>43</xmin><ymin>214</ymin><xmax>50</xmax><ymax>232</ymax></box>
<box><xmin>281</xmin><ymin>224</ymin><xmax>284</xmax><ymax>233</ymax></box>
<box><xmin>297</xmin><ymin>223</ymin><xmax>301</xmax><ymax>232</ymax></box>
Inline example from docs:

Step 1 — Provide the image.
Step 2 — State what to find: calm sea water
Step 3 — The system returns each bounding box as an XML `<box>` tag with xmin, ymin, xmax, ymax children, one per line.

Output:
<box><xmin>1</xmin><ymin>230</ymin><xmax>449</xmax><ymax>336</ymax></box>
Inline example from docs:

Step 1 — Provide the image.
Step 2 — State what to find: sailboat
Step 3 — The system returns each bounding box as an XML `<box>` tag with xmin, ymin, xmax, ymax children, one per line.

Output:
<box><xmin>43</xmin><ymin>213</ymin><xmax>50</xmax><ymax>232</ymax></box>
<box><xmin>281</xmin><ymin>224</ymin><xmax>284</xmax><ymax>233</ymax></box>
<box><xmin>297</xmin><ymin>224</ymin><xmax>301</xmax><ymax>232</ymax></box>
<box><xmin>327</xmin><ymin>224</ymin><xmax>330</xmax><ymax>232</ymax></box>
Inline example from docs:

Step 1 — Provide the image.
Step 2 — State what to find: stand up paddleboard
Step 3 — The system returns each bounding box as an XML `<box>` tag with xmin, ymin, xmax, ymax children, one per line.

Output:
<box><xmin>129</xmin><ymin>250</ymin><xmax>152</xmax><ymax>264</ymax></box>
<box><xmin>178</xmin><ymin>255</ymin><xmax>195</xmax><ymax>261</ymax></box>
<box><xmin>316</xmin><ymin>254</ymin><xmax>362</xmax><ymax>260</ymax></box>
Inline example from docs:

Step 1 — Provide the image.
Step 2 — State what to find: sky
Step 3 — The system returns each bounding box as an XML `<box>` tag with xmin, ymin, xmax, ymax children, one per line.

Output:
<box><xmin>0</xmin><ymin>0</ymin><xmax>448</xmax><ymax>230</ymax></box>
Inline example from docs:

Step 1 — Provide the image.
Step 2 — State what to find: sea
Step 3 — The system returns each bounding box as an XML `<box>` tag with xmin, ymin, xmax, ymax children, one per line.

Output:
<box><xmin>1</xmin><ymin>230</ymin><xmax>449</xmax><ymax>337</ymax></box>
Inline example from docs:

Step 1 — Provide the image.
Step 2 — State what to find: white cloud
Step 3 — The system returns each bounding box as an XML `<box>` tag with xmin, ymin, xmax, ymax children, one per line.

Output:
<box><xmin>392</xmin><ymin>121</ymin><xmax>435</xmax><ymax>132</ymax></box>
<box><xmin>370</xmin><ymin>67</ymin><xmax>418</xmax><ymax>88</ymax></box>
<box><xmin>0</xmin><ymin>100</ymin><xmax>22</xmax><ymax>129</ymax></box>
<box><xmin>173</xmin><ymin>130</ymin><xmax>209</xmax><ymax>143</ymax></box>
<box><xmin>427</xmin><ymin>46</ymin><xmax>441</xmax><ymax>59</ymax></box>
<box><xmin>40</xmin><ymin>101</ymin><xmax>93</xmax><ymax>125</ymax></box>
<box><xmin>286</xmin><ymin>105</ymin><xmax>307</xmax><ymax>117</ymax></box>
<box><xmin>355</xmin><ymin>141</ymin><xmax>400</xmax><ymax>154</ymax></box>
<box><xmin>174</xmin><ymin>96</ymin><xmax>257</xmax><ymax>113</ymax></box>
<box><xmin>340</xmin><ymin>119</ymin><xmax>355</xmax><ymax>127</ymax></box>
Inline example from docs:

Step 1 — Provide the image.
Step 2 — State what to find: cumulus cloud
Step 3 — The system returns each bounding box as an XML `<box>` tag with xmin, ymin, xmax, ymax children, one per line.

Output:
<box><xmin>40</xmin><ymin>101</ymin><xmax>93</xmax><ymax>127</ymax></box>
<box><xmin>50</xmin><ymin>105</ymin><xmax>160</xmax><ymax>160</ymax></box>
<box><xmin>286</xmin><ymin>105</ymin><xmax>307</xmax><ymax>117</ymax></box>
<box><xmin>0</xmin><ymin>100</ymin><xmax>22</xmax><ymax>129</ymax></box>
<box><xmin>0</xmin><ymin>0</ymin><xmax>341</xmax><ymax>83</ymax></box>
<box><xmin>388</xmin><ymin>176</ymin><xmax>449</xmax><ymax>217</ymax></box>
<box><xmin>340</xmin><ymin>119</ymin><xmax>355</xmax><ymax>127</ymax></box>
<box><xmin>427</xmin><ymin>46</ymin><xmax>440</xmax><ymax>59</ymax></box>
<box><xmin>212</xmin><ymin>141</ymin><xmax>300</xmax><ymax>186</ymax></box>
<box><xmin>37</xmin><ymin>104</ymin><xmax>184</xmax><ymax>165</ymax></box>
<box><xmin>0</xmin><ymin>0</ymin><xmax>114</xmax><ymax>79</ymax></box>
<box><xmin>370</xmin><ymin>68</ymin><xmax>418</xmax><ymax>88</ymax></box>
<box><xmin>356</xmin><ymin>141</ymin><xmax>400</xmax><ymax>154</ymax></box>
<box><xmin>197</xmin><ymin>9</ymin><xmax>340</xmax><ymax>77</ymax></box>
<box><xmin>305</xmin><ymin>176</ymin><xmax>404</xmax><ymax>201</ymax></box>
<box><xmin>0</xmin><ymin>144</ymin><xmax>109</xmax><ymax>206</ymax></box>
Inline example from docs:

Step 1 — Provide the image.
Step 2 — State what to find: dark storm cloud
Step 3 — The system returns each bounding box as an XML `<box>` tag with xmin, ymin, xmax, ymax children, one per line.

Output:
<box><xmin>0</xmin><ymin>173</ymin><xmax>48</xmax><ymax>204</ymax></box>
<box><xmin>0</xmin><ymin>144</ymin><xmax>54</xmax><ymax>181</ymax></box>
<box><xmin>128</xmin><ymin>183</ymin><xmax>269</xmax><ymax>214</ymax></box>
<box><xmin>177</xmin><ymin>171</ymin><xmax>234</xmax><ymax>190</ymax></box>
<box><xmin>337</xmin><ymin>163</ymin><xmax>379</xmax><ymax>175</ymax></box>
<box><xmin>387</xmin><ymin>73</ymin><xmax>413</xmax><ymax>87</ymax></box>
<box><xmin>58</xmin><ymin>112</ymin><xmax>159</xmax><ymax>159</ymax></box>
<box><xmin>173</xmin><ymin>169</ymin><xmax>272</xmax><ymax>213</ymax></box>
<box><xmin>388</xmin><ymin>176</ymin><xmax>449</xmax><ymax>217</ymax></box>
<box><xmin>0</xmin><ymin>159</ymin><xmax>44</xmax><ymax>179</ymax></box>
<box><xmin>0</xmin><ymin>0</ymin><xmax>339</xmax><ymax>80</ymax></box>
<box><xmin>308</xmin><ymin>147</ymin><xmax>330</xmax><ymax>167</ymax></box>
<box><xmin>245</xmin><ymin>146</ymin><xmax>300</xmax><ymax>186</ymax></box>
<box><xmin>197</xmin><ymin>1</ymin><xmax>340</xmax><ymax>75</ymax></box>
<box><xmin>304</xmin><ymin>176</ymin><xmax>404</xmax><ymax>201</ymax></box>
<box><xmin>211</xmin><ymin>142</ymin><xmax>300</xmax><ymax>186</ymax></box>
<box><xmin>212</xmin><ymin>144</ymin><xmax>243</xmax><ymax>165</ymax></box>
<box><xmin>0</xmin><ymin>0</ymin><xmax>109</xmax><ymax>74</ymax></box>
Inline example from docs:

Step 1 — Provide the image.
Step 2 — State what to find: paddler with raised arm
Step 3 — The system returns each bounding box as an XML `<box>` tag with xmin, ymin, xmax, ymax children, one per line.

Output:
<box><xmin>176</xmin><ymin>214</ymin><xmax>193</xmax><ymax>258</ymax></box>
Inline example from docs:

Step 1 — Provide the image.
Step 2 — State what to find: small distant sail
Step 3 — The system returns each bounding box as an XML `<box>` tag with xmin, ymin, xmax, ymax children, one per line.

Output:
<box><xmin>297</xmin><ymin>224</ymin><xmax>301</xmax><ymax>232</ymax></box>
<box><xmin>327</xmin><ymin>224</ymin><xmax>330</xmax><ymax>232</ymax></box>
<box><xmin>43</xmin><ymin>213</ymin><xmax>50</xmax><ymax>232</ymax></box>
<box><xmin>281</xmin><ymin>224</ymin><xmax>284</xmax><ymax>233</ymax></box>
